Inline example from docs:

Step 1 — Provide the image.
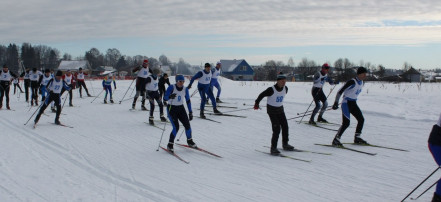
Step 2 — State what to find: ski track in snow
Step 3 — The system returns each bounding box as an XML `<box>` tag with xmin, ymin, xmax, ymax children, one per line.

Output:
<box><xmin>0</xmin><ymin>78</ymin><xmax>440</xmax><ymax>201</ymax></box>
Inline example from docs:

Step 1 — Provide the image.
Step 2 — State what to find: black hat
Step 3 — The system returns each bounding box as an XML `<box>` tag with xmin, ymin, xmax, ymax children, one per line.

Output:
<box><xmin>204</xmin><ymin>63</ymin><xmax>211</xmax><ymax>67</ymax></box>
<box><xmin>357</xmin><ymin>67</ymin><xmax>367</xmax><ymax>75</ymax></box>
<box><xmin>79</xmin><ymin>67</ymin><xmax>83</xmax><ymax>70</ymax></box>
<box><xmin>45</xmin><ymin>69</ymin><xmax>50</xmax><ymax>73</ymax></box>
<box><xmin>2</xmin><ymin>64</ymin><xmax>7</xmax><ymax>68</ymax></box>
<box><xmin>277</xmin><ymin>72</ymin><xmax>287</xmax><ymax>80</ymax></box>
<box><xmin>32</xmin><ymin>67</ymin><xmax>37</xmax><ymax>71</ymax></box>
<box><xmin>56</xmin><ymin>70</ymin><xmax>63</xmax><ymax>76</ymax></box>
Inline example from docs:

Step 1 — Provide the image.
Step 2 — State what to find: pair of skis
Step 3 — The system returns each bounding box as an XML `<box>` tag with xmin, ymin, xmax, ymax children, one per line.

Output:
<box><xmin>33</xmin><ymin>122</ymin><xmax>74</xmax><ymax>129</ymax></box>
<box><xmin>161</xmin><ymin>143</ymin><xmax>222</xmax><ymax>164</ymax></box>
<box><xmin>315</xmin><ymin>142</ymin><xmax>409</xmax><ymax>155</ymax></box>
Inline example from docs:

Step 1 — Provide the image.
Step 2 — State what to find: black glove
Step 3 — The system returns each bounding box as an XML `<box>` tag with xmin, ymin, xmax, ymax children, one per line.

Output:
<box><xmin>169</xmin><ymin>93</ymin><xmax>177</xmax><ymax>99</ymax></box>
<box><xmin>187</xmin><ymin>85</ymin><xmax>192</xmax><ymax>89</ymax></box>
<box><xmin>332</xmin><ymin>102</ymin><xmax>339</xmax><ymax>110</ymax></box>
<box><xmin>189</xmin><ymin>112</ymin><xmax>193</xmax><ymax>121</ymax></box>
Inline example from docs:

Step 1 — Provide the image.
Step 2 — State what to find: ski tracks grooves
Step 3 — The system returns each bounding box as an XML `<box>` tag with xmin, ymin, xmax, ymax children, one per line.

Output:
<box><xmin>2</xmin><ymin>119</ymin><xmax>178</xmax><ymax>201</ymax></box>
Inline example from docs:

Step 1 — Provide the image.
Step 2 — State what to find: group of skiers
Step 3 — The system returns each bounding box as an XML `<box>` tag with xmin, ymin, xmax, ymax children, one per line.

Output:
<box><xmin>254</xmin><ymin>64</ymin><xmax>369</xmax><ymax>155</ymax></box>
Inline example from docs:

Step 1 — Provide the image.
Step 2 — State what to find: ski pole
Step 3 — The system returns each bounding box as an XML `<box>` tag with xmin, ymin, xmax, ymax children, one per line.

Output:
<box><xmin>91</xmin><ymin>89</ymin><xmax>105</xmax><ymax>103</ymax></box>
<box><xmin>220</xmin><ymin>107</ymin><xmax>254</xmax><ymax>114</ymax></box>
<box><xmin>177</xmin><ymin>129</ymin><xmax>185</xmax><ymax>141</ymax></box>
<box><xmin>401</xmin><ymin>167</ymin><xmax>440</xmax><ymax>202</ymax></box>
<box><xmin>24</xmin><ymin>98</ymin><xmax>46</xmax><ymax>125</ymax></box>
<box><xmin>298</xmin><ymin>84</ymin><xmax>338</xmax><ymax>123</ymax></box>
<box><xmin>287</xmin><ymin>107</ymin><xmax>335</xmax><ymax>121</ymax></box>
<box><xmin>88</xmin><ymin>79</ymin><xmax>95</xmax><ymax>95</ymax></box>
<box><xmin>120</xmin><ymin>96</ymin><xmax>135</xmax><ymax>104</ymax></box>
<box><xmin>60</xmin><ymin>91</ymin><xmax>70</xmax><ymax>111</ymax></box>
<box><xmin>298</xmin><ymin>87</ymin><xmax>322</xmax><ymax>124</ymax></box>
<box><xmin>191</xmin><ymin>89</ymin><xmax>198</xmax><ymax>97</ymax></box>
<box><xmin>157</xmin><ymin>98</ymin><xmax>173</xmax><ymax>151</ymax></box>
<box><xmin>119</xmin><ymin>77</ymin><xmax>136</xmax><ymax>104</ymax></box>
<box><xmin>410</xmin><ymin>180</ymin><xmax>439</xmax><ymax>200</ymax></box>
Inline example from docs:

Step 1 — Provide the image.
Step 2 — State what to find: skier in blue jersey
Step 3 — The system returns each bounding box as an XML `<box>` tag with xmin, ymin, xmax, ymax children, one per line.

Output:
<box><xmin>102</xmin><ymin>73</ymin><xmax>116</xmax><ymax>104</ymax></box>
<box><xmin>34</xmin><ymin>70</ymin><xmax>70</xmax><ymax>125</ymax></box>
<box><xmin>163</xmin><ymin>75</ymin><xmax>196</xmax><ymax>152</ymax></box>
<box><xmin>309</xmin><ymin>63</ymin><xmax>338</xmax><ymax>125</ymax></box>
<box><xmin>331</xmin><ymin>67</ymin><xmax>368</xmax><ymax>146</ymax></box>
<box><xmin>428</xmin><ymin>113</ymin><xmax>441</xmax><ymax>202</ymax></box>
<box><xmin>254</xmin><ymin>72</ymin><xmax>295</xmax><ymax>155</ymax></box>
<box><xmin>187</xmin><ymin>63</ymin><xmax>222</xmax><ymax>118</ymax></box>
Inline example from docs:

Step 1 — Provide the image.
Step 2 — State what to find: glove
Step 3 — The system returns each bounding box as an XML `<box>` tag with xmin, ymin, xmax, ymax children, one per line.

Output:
<box><xmin>334</xmin><ymin>81</ymin><xmax>340</xmax><ymax>85</ymax></box>
<box><xmin>332</xmin><ymin>102</ymin><xmax>339</xmax><ymax>110</ymax></box>
<box><xmin>254</xmin><ymin>103</ymin><xmax>259</xmax><ymax>110</ymax></box>
<box><xmin>187</xmin><ymin>85</ymin><xmax>192</xmax><ymax>89</ymax></box>
<box><xmin>189</xmin><ymin>112</ymin><xmax>193</xmax><ymax>121</ymax></box>
<box><xmin>169</xmin><ymin>93</ymin><xmax>177</xmax><ymax>99</ymax></box>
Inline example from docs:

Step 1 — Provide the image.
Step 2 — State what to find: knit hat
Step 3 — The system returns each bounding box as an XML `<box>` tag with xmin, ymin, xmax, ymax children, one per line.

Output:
<box><xmin>2</xmin><ymin>64</ymin><xmax>7</xmax><ymax>68</ymax></box>
<box><xmin>56</xmin><ymin>70</ymin><xmax>63</xmax><ymax>76</ymax></box>
<box><xmin>204</xmin><ymin>63</ymin><xmax>211</xmax><ymax>67</ymax></box>
<box><xmin>175</xmin><ymin>75</ymin><xmax>185</xmax><ymax>82</ymax></box>
<box><xmin>322</xmin><ymin>63</ymin><xmax>330</xmax><ymax>69</ymax></box>
<box><xmin>44</xmin><ymin>69</ymin><xmax>50</xmax><ymax>73</ymax></box>
<box><xmin>143</xmin><ymin>59</ymin><xmax>149</xmax><ymax>64</ymax></box>
<box><xmin>277</xmin><ymin>72</ymin><xmax>287</xmax><ymax>80</ymax></box>
<box><xmin>357</xmin><ymin>67</ymin><xmax>367</xmax><ymax>75</ymax></box>
<box><xmin>216</xmin><ymin>61</ymin><xmax>221</xmax><ymax>65</ymax></box>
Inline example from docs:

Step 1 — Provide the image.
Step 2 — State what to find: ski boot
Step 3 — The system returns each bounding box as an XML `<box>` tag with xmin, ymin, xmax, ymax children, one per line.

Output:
<box><xmin>167</xmin><ymin>142</ymin><xmax>174</xmax><ymax>153</ymax></box>
<box><xmin>141</xmin><ymin>105</ymin><xmax>147</xmax><ymax>111</ymax></box>
<box><xmin>6</xmin><ymin>104</ymin><xmax>10</xmax><ymax>110</ymax></box>
<box><xmin>187</xmin><ymin>138</ymin><xmax>197</xmax><ymax>148</ymax></box>
<box><xmin>110</xmin><ymin>99</ymin><xmax>114</xmax><ymax>104</ymax></box>
<box><xmin>132</xmin><ymin>103</ymin><xmax>136</xmax><ymax>110</ymax></box>
<box><xmin>104</xmin><ymin>100</ymin><xmax>107</xmax><ymax>104</ymax></box>
<box><xmin>149</xmin><ymin>116</ymin><xmax>154</xmax><ymax>125</ymax></box>
<box><xmin>69</xmin><ymin>103</ymin><xmax>73</xmax><ymax>107</ymax></box>
<box><xmin>216</xmin><ymin>97</ymin><xmax>222</xmax><ymax>103</ymax></box>
<box><xmin>332</xmin><ymin>137</ymin><xmax>343</xmax><ymax>147</ymax></box>
<box><xmin>317</xmin><ymin>116</ymin><xmax>328</xmax><ymax>123</ymax></box>
<box><xmin>35</xmin><ymin>100</ymin><xmax>38</xmax><ymax>106</ymax></box>
<box><xmin>432</xmin><ymin>193</ymin><xmax>441</xmax><ymax>202</ymax></box>
<box><xmin>55</xmin><ymin>120</ymin><xmax>61</xmax><ymax>125</ymax></box>
<box><xmin>0</xmin><ymin>104</ymin><xmax>2</xmax><ymax>109</ymax></box>
<box><xmin>282</xmin><ymin>143</ymin><xmax>295</xmax><ymax>151</ymax></box>
<box><xmin>160</xmin><ymin>114</ymin><xmax>167</xmax><ymax>122</ymax></box>
<box><xmin>87</xmin><ymin>93</ymin><xmax>92</xmax><ymax>97</ymax></box>
<box><xmin>213</xmin><ymin>108</ymin><xmax>222</xmax><ymax>115</ymax></box>
<box><xmin>354</xmin><ymin>134</ymin><xmax>368</xmax><ymax>145</ymax></box>
<box><xmin>270</xmin><ymin>146</ymin><xmax>281</xmax><ymax>155</ymax></box>
<box><xmin>308</xmin><ymin>118</ymin><xmax>316</xmax><ymax>125</ymax></box>
<box><xmin>200</xmin><ymin>110</ymin><xmax>206</xmax><ymax>119</ymax></box>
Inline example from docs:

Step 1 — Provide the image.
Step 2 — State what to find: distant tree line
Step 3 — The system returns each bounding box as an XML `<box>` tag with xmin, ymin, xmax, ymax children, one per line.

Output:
<box><xmin>0</xmin><ymin>43</ymin><xmax>434</xmax><ymax>81</ymax></box>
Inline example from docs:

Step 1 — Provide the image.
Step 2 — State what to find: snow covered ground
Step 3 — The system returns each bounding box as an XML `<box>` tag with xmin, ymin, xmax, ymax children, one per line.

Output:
<box><xmin>0</xmin><ymin>77</ymin><xmax>440</xmax><ymax>201</ymax></box>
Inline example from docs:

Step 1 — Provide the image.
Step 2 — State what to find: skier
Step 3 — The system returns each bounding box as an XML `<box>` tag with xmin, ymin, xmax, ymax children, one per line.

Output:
<box><xmin>145</xmin><ymin>69</ymin><xmax>166</xmax><ymax>124</ymax></box>
<box><xmin>309</xmin><ymin>63</ymin><xmax>338</xmax><ymax>124</ymax></box>
<box><xmin>132</xmin><ymin>59</ymin><xmax>152</xmax><ymax>110</ymax></box>
<box><xmin>39</xmin><ymin>69</ymin><xmax>56</xmax><ymax>112</ymax></box>
<box><xmin>20</xmin><ymin>69</ymin><xmax>31</xmax><ymax>102</ymax></box>
<box><xmin>210</xmin><ymin>61</ymin><xmax>223</xmax><ymax>103</ymax></box>
<box><xmin>429</xmin><ymin>113</ymin><xmax>441</xmax><ymax>202</ymax></box>
<box><xmin>0</xmin><ymin>64</ymin><xmax>18</xmax><ymax>109</ymax></box>
<box><xmin>29</xmin><ymin>68</ymin><xmax>43</xmax><ymax>106</ymax></box>
<box><xmin>254</xmin><ymin>72</ymin><xmax>295</xmax><ymax>155</ymax></box>
<box><xmin>158</xmin><ymin>73</ymin><xmax>170</xmax><ymax>105</ymax></box>
<box><xmin>163</xmin><ymin>74</ymin><xmax>196</xmax><ymax>152</ymax></box>
<box><xmin>331</xmin><ymin>67</ymin><xmax>368</xmax><ymax>146</ymax></box>
<box><xmin>102</xmin><ymin>73</ymin><xmax>116</xmax><ymax>104</ymax></box>
<box><xmin>187</xmin><ymin>63</ymin><xmax>222</xmax><ymax>118</ymax></box>
<box><xmin>75</xmin><ymin>67</ymin><xmax>92</xmax><ymax>98</ymax></box>
<box><xmin>60</xmin><ymin>70</ymin><xmax>75</xmax><ymax>107</ymax></box>
<box><xmin>12</xmin><ymin>77</ymin><xmax>24</xmax><ymax>94</ymax></box>
<box><xmin>34</xmin><ymin>70</ymin><xmax>70</xmax><ymax>125</ymax></box>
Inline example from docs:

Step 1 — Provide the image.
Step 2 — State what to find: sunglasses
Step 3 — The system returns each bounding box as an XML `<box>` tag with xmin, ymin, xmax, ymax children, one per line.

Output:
<box><xmin>177</xmin><ymin>80</ymin><xmax>185</xmax><ymax>82</ymax></box>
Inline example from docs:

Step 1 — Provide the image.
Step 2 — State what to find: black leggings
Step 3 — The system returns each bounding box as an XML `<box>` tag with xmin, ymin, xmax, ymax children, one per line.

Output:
<box><xmin>268</xmin><ymin>112</ymin><xmax>289</xmax><ymax>147</ymax></box>
<box><xmin>335</xmin><ymin>101</ymin><xmax>364</xmax><ymax>138</ymax></box>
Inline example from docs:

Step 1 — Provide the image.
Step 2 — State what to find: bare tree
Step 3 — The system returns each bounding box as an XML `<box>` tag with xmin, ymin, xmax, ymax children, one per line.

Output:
<box><xmin>105</xmin><ymin>48</ymin><xmax>121</xmax><ymax>67</ymax></box>
<box><xmin>287</xmin><ymin>57</ymin><xmax>294</xmax><ymax>67</ymax></box>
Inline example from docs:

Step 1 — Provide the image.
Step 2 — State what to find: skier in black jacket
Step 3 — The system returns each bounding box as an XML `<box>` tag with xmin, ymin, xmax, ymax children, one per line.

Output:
<box><xmin>254</xmin><ymin>72</ymin><xmax>294</xmax><ymax>155</ymax></box>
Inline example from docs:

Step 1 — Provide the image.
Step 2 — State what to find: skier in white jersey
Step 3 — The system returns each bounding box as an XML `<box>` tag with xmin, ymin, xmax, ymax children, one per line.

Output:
<box><xmin>254</xmin><ymin>72</ymin><xmax>295</xmax><ymax>155</ymax></box>
<box><xmin>145</xmin><ymin>69</ymin><xmax>166</xmax><ymax>124</ymax></box>
<box><xmin>309</xmin><ymin>63</ymin><xmax>338</xmax><ymax>124</ymax></box>
<box><xmin>20</xmin><ymin>69</ymin><xmax>31</xmax><ymax>102</ymax></box>
<box><xmin>132</xmin><ymin>59</ymin><xmax>152</xmax><ymax>110</ymax></box>
<box><xmin>331</xmin><ymin>67</ymin><xmax>368</xmax><ymax>146</ymax></box>
<box><xmin>0</xmin><ymin>64</ymin><xmax>18</xmax><ymax>109</ymax></box>
<box><xmin>34</xmin><ymin>70</ymin><xmax>71</xmax><ymax>126</ymax></box>
<box><xmin>210</xmin><ymin>61</ymin><xmax>223</xmax><ymax>103</ymax></box>
<box><xmin>187</xmin><ymin>63</ymin><xmax>222</xmax><ymax>118</ymax></box>
<box><xmin>61</xmin><ymin>70</ymin><xmax>75</xmax><ymax>107</ymax></box>
<box><xmin>163</xmin><ymin>75</ymin><xmax>196</xmax><ymax>152</ymax></box>
<box><xmin>39</xmin><ymin>69</ymin><xmax>56</xmax><ymax>112</ymax></box>
<box><xmin>29</xmin><ymin>68</ymin><xmax>43</xmax><ymax>106</ymax></box>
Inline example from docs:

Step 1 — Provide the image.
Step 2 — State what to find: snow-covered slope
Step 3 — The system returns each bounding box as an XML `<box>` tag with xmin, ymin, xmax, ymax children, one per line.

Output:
<box><xmin>0</xmin><ymin>78</ymin><xmax>439</xmax><ymax>201</ymax></box>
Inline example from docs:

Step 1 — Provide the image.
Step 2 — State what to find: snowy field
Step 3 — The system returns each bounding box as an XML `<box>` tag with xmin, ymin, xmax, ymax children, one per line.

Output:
<box><xmin>0</xmin><ymin>77</ymin><xmax>440</xmax><ymax>201</ymax></box>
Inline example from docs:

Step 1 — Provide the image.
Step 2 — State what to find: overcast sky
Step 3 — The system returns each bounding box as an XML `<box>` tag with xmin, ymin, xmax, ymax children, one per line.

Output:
<box><xmin>1</xmin><ymin>0</ymin><xmax>441</xmax><ymax>69</ymax></box>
